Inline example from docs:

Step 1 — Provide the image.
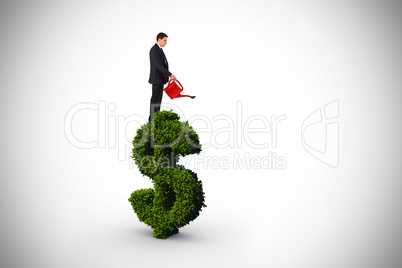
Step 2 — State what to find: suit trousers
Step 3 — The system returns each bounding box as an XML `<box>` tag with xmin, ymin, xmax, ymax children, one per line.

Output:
<box><xmin>149</xmin><ymin>84</ymin><xmax>164</xmax><ymax>122</ymax></box>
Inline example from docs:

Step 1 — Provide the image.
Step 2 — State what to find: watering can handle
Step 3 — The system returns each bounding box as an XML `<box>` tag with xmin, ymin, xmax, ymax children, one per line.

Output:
<box><xmin>169</xmin><ymin>79</ymin><xmax>183</xmax><ymax>89</ymax></box>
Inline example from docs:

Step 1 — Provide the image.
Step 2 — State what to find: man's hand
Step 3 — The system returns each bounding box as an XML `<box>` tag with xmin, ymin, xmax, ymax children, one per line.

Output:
<box><xmin>170</xmin><ymin>75</ymin><xmax>177</xmax><ymax>81</ymax></box>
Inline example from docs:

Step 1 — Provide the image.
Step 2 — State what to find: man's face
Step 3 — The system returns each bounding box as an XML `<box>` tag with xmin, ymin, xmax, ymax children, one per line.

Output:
<box><xmin>158</xmin><ymin>37</ymin><xmax>168</xmax><ymax>47</ymax></box>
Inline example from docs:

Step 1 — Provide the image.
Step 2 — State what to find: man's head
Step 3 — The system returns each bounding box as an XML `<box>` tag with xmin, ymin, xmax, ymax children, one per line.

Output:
<box><xmin>156</xmin><ymin>32</ymin><xmax>168</xmax><ymax>47</ymax></box>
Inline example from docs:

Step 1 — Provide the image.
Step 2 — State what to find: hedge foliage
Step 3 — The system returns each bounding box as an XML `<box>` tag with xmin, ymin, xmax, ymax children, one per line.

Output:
<box><xmin>128</xmin><ymin>110</ymin><xmax>206</xmax><ymax>239</ymax></box>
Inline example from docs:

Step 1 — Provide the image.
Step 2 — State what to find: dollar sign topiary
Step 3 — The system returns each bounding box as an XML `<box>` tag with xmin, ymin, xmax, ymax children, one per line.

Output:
<box><xmin>128</xmin><ymin>110</ymin><xmax>206</xmax><ymax>239</ymax></box>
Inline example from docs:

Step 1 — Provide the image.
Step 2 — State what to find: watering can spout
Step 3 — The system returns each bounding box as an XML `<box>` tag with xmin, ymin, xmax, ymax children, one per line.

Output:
<box><xmin>164</xmin><ymin>79</ymin><xmax>196</xmax><ymax>100</ymax></box>
<box><xmin>177</xmin><ymin>94</ymin><xmax>196</xmax><ymax>99</ymax></box>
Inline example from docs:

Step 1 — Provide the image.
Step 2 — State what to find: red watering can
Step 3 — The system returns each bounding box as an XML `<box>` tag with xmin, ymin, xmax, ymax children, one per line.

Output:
<box><xmin>164</xmin><ymin>79</ymin><xmax>196</xmax><ymax>99</ymax></box>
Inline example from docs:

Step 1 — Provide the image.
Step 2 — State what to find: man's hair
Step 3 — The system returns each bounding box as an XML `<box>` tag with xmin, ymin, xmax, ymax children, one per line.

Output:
<box><xmin>156</xmin><ymin>32</ymin><xmax>168</xmax><ymax>41</ymax></box>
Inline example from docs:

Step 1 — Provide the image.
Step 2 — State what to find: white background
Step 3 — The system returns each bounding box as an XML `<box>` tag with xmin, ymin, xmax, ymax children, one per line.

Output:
<box><xmin>1</xmin><ymin>1</ymin><xmax>401</xmax><ymax>267</ymax></box>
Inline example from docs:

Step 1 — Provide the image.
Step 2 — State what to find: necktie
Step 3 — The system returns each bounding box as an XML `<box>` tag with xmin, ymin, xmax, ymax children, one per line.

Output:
<box><xmin>161</xmin><ymin>48</ymin><xmax>168</xmax><ymax>70</ymax></box>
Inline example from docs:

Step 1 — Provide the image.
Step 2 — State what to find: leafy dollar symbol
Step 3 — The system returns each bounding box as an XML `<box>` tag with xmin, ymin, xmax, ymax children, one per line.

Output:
<box><xmin>128</xmin><ymin>111</ymin><xmax>206</xmax><ymax>239</ymax></box>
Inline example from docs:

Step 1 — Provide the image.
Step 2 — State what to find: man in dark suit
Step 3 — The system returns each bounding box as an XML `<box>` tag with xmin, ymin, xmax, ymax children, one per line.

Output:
<box><xmin>148</xmin><ymin>32</ymin><xmax>177</xmax><ymax>122</ymax></box>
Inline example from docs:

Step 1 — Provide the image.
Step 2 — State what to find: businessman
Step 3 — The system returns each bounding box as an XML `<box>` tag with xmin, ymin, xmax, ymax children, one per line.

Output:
<box><xmin>148</xmin><ymin>32</ymin><xmax>177</xmax><ymax>122</ymax></box>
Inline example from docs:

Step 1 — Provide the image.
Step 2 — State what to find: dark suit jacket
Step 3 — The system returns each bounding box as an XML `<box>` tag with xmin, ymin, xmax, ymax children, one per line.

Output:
<box><xmin>148</xmin><ymin>43</ymin><xmax>172</xmax><ymax>84</ymax></box>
